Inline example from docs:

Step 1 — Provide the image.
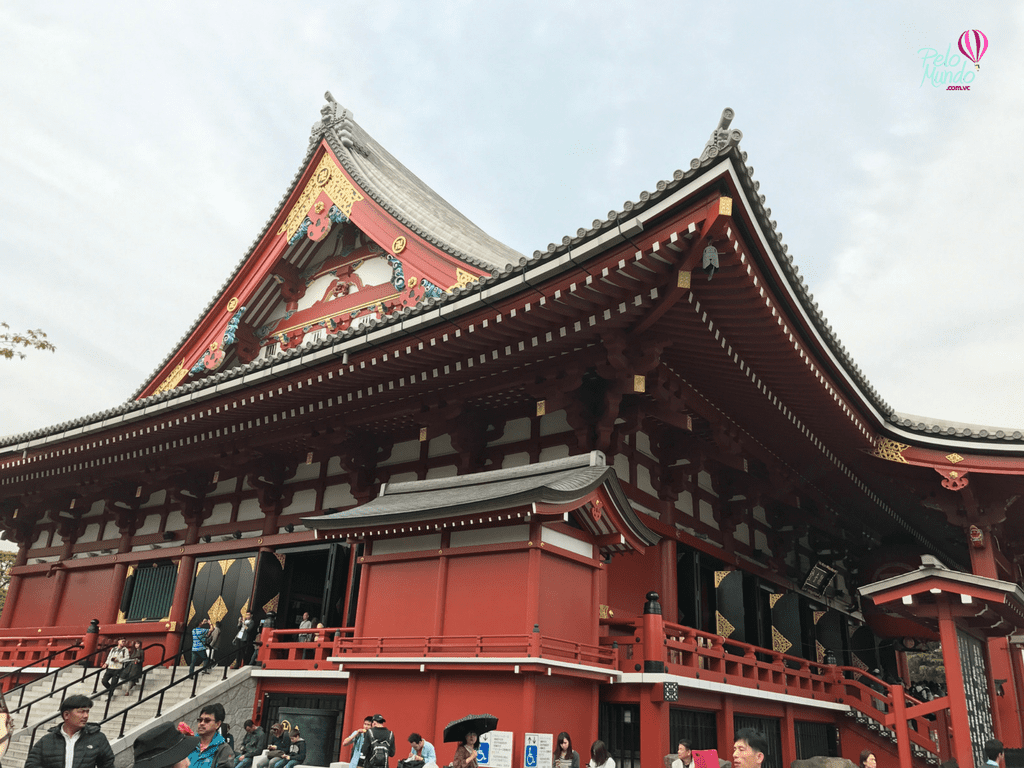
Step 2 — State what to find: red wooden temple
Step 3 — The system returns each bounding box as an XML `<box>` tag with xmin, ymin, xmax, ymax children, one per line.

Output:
<box><xmin>1</xmin><ymin>96</ymin><xmax>1023</xmax><ymax>768</ymax></box>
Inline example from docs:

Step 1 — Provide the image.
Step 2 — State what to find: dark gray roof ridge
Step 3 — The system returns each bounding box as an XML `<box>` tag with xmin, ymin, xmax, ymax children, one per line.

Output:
<box><xmin>315</xmin><ymin>94</ymin><xmax>524</xmax><ymax>275</ymax></box>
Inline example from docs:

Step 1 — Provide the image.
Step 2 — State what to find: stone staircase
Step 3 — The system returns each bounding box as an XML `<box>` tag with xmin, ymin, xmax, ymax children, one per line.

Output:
<box><xmin>2</xmin><ymin>664</ymin><xmax>255</xmax><ymax>768</ymax></box>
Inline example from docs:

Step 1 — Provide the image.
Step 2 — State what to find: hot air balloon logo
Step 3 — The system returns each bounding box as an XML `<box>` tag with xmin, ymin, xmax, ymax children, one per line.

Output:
<box><xmin>958</xmin><ymin>30</ymin><xmax>988</xmax><ymax>71</ymax></box>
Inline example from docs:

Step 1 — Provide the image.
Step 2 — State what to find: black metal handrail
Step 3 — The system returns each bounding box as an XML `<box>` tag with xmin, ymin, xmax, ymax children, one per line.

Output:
<box><xmin>25</xmin><ymin>646</ymin><xmax>239</xmax><ymax>748</ymax></box>
<box><xmin>100</xmin><ymin>647</ymin><xmax>237</xmax><ymax>740</ymax></box>
<box><xmin>0</xmin><ymin>640</ymin><xmax>84</xmax><ymax>691</ymax></box>
<box><xmin>14</xmin><ymin>642</ymin><xmax>166</xmax><ymax>734</ymax></box>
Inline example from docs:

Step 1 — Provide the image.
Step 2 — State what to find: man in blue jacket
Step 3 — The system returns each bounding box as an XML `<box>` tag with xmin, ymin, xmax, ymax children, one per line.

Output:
<box><xmin>188</xmin><ymin>703</ymin><xmax>234</xmax><ymax>768</ymax></box>
<box><xmin>25</xmin><ymin>694</ymin><xmax>114</xmax><ymax>768</ymax></box>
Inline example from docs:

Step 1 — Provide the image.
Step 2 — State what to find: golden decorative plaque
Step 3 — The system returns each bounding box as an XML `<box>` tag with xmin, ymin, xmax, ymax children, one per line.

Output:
<box><xmin>278</xmin><ymin>154</ymin><xmax>364</xmax><ymax>241</ymax></box>
<box><xmin>392</xmin><ymin>236</ymin><xmax>407</xmax><ymax>254</ymax></box>
<box><xmin>872</xmin><ymin>437</ymin><xmax>909</xmax><ymax>464</ymax></box>
<box><xmin>946</xmin><ymin>453</ymin><xmax>965</xmax><ymax>464</ymax></box>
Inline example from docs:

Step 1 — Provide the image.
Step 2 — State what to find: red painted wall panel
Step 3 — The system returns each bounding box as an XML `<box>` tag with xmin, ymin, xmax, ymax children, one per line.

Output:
<box><xmin>538</xmin><ymin>555</ymin><xmax>595</xmax><ymax>644</ymax></box>
<box><xmin>55</xmin><ymin>568</ymin><xmax>114</xmax><ymax>626</ymax></box>
<box><xmin>7</xmin><ymin>574</ymin><xmax>57</xmax><ymax>627</ymax></box>
<box><xmin>345</xmin><ymin>670</ymin><xmax>595</xmax><ymax>768</ymax></box>
<box><xmin>362</xmin><ymin>560</ymin><xmax>439</xmax><ymax>636</ymax></box>
<box><xmin>444</xmin><ymin>553</ymin><xmax>529</xmax><ymax>635</ymax></box>
<box><xmin>606</xmin><ymin>550</ymin><xmax>664</xmax><ymax>622</ymax></box>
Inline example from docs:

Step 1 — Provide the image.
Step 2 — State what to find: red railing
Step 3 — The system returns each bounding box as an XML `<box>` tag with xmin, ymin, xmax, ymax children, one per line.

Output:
<box><xmin>260</xmin><ymin>628</ymin><xmax>616</xmax><ymax>670</ymax></box>
<box><xmin>0</xmin><ymin>635</ymin><xmax>82</xmax><ymax>667</ymax></box>
<box><xmin>260</xmin><ymin>621</ymin><xmax>942</xmax><ymax>762</ymax></box>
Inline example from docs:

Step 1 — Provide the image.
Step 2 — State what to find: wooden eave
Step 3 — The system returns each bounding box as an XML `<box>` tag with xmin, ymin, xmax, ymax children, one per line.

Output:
<box><xmin>0</xmin><ymin>172</ymin><xmax>964</xmax><ymax>564</ymax></box>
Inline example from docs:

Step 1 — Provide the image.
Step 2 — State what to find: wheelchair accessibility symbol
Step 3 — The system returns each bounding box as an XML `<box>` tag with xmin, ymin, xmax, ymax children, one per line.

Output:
<box><xmin>476</xmin><ymin>743</ymin><xmax>489</xmax><ymax>764</ymax></box>
<box><xmin>525</xmin><ymin>745</ymin><xmax>538</xmax><ymax>767</ymax></box>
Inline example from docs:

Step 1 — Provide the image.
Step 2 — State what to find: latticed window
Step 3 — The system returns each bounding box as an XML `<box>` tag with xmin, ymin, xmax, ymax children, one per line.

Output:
<box><xmin>734</xmin><ymin>715</ymin><xmax>782</xmax><ymax>768</ymax></box>
<box><xmin>123</xmin><ymin>562</ymin><xmax>177</xmax><ymax>621</ymax></box>
<box><xmin>794</xmin><ymin>721</ymin><xmax>838</xmax><ymax>759</ymax></box>
<box><xmin>669</xmin><ymin>707</ymin><xmax>717</xmax><ymax>752</ymax></box>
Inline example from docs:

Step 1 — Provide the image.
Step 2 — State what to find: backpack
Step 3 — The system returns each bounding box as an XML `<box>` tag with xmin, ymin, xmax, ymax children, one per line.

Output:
<box><xmin>366</xmin><ymin>728</ymin><xmax>391</xmax><ymax>768</ymax></box>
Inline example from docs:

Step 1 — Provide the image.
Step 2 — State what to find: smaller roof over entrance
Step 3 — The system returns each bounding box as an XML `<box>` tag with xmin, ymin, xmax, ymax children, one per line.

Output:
<box><xmin>304</xmin><ymin>451</ymin><xmax>661</xmax><ymax>555</ymax></box>
<box><xmin>859</xmin><ymin>560</ymin><xmax>1024</xmax><ymax>638</ymax></box>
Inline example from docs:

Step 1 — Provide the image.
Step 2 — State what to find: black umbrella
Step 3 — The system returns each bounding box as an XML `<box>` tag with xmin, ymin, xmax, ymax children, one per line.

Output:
<box><xmin>443</xmin><ymin>714</ymin><xmax>498</xmax><ymax>743</ymax></box>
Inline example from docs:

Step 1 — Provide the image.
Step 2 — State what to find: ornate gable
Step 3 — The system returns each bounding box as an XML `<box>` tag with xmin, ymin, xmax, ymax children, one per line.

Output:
<box><xmin>143</xmin><ymin>140</ymin><xmax>491</xmax><ymax>399</ymax></box>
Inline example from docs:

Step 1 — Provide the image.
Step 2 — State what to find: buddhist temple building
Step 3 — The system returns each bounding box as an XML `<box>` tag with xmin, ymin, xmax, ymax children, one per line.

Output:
<box><xmin>2</xmin><ymin>95</ymin><xmax>1023</xmax><ymax>768</ymax></box>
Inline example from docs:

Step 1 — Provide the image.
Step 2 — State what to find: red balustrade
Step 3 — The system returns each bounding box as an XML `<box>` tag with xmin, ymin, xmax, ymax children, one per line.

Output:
<box><xmin>259</xmin><ymin>628</ymin><xmax>615</xmax><ymax>670</ymax></box>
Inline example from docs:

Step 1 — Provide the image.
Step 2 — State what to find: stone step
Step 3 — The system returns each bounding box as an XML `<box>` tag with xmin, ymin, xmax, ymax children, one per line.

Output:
<box><xmin>2</xmin><ymin>667</ymin><xmax>244</xmax><ymax>768</ymax></box>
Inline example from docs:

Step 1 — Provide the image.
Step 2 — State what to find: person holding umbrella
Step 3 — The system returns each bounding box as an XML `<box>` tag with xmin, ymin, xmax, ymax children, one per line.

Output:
<box><xmin>442</xmin><ymin>715</ymin><xmax>497</xmax><ymax>768</ymax></box>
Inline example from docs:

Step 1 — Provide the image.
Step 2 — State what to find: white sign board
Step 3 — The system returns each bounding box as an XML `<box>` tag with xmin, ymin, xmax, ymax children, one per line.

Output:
<box><xmin>478</xmin><ymin>730</ymin><xmax>514</xmax><ymax>768</ymax></box>
<box><xmin>524</xmin><ymin>733</ymin><xmax>553</xmax><ymax>768</ymax></box>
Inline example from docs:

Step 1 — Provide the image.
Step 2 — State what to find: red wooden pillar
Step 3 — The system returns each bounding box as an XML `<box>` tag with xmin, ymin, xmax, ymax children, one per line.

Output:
<box><xmin>987</xmin><ymin>638</ymin><xmax>1022</xmax><ymax>747</ymax></box>
<box><xmin>936</xmin><ymin>597</ymin><xmax>976</xmax><ymax>768</ymax></box>
<box><xmin>1011</xmin><ymin>644</ymin><xmax>1024</xmax><ymax>746</ymax></box>
<box><xmin>166</xmin><ymin>554</ymin><xmax>195</xmax><ymax>659</ymax></box>
<box><xmin>640</xmin><ymin>687</ymin><xmax>668</xmax><ymax>768</ymax></box>
<box><xmin>888</xmin><ymin>680</ymin><xmax>913</xmax><ymax>768</ymax></box>
<box><xmin>780</xmin><ymin>705</ymin><xmax>797</xmax><ymax>768</ymax></box>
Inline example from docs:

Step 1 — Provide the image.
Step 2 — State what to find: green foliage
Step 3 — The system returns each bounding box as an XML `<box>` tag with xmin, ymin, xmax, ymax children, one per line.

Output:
<box><xmin>1</xmin><ymin>323</ymin><xmax>56</xmax><ymax>360</ymax></box>
<box><xmin>0</xmin><ymin>551</ymin><xmax>15</xmax><ymax>616</ymax></box>
<box><xmin>907</xmin><ymin>642</ymin><xmax>946</xmax><ymax>685</ymax></box>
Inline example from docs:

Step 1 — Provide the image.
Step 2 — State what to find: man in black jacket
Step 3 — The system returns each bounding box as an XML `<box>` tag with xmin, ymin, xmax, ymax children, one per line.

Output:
<box><xmin>234</xmin><ymin>720</ymin><xmax>267</xmax><ymax>768</ymax></box>
<box><xmin>25</xmin><ymin>694</ymin><xmax>114</xmax><ymax>768</ymax></box>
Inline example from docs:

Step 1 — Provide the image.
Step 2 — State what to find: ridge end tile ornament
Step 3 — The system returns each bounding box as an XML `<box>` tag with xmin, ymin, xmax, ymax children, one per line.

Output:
<box><xmin>279</xmin><ymin>153</ymin><xmax>364</xmax><ymax>243</ymax></box>
<box><xmin>872</xmin><ymin>437</ymin><xmax>910</xmax><ymax>463</ymax></box>
<box><xmin>695</xmin><ymin>108</ymin><xmax>743</xmax><ymax>167</ymax></box>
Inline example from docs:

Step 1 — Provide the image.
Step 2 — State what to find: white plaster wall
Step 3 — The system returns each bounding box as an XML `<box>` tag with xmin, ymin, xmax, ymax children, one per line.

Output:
<box><xmin>539</xmin><ymin>410</ymin><xmax>571</xmax><ymax>437</ymax></box>
<box><xmin>636</xmin><ymin>464</ymin><xmax>655</xmax><ymax>498</ymax></box>
<box><xmin>325</xmin><ymin>456</ymin><xmax>347</xmax><ymax>477</ymax></box>
<box><xmin>322</xmin><ymin>482</ymin><xmax>356</xmax><ymax>509</ymax></box>
<box><xmin>501</xmin><ymin>452</ymin><xmax>530</xmax><ymax>469</ymax></box>
<box><xmin>373</xmin><ymin>533</ymin><xmax>442</xmax><ymax>555</ymax></box>
<box><xmin>538</xmin><ymin>444</ymin><xmax>569</xmax><ymax>462</ymax></box>
<box><xmin>381</xmin><ymin>438</ymin><xmax>420</xmax><ymax>466</ymax></box>
<box><xmin>735</xmin><ymin>522</ymin><xmax>750</xmax><ymax>546</ymax></box>
<box><xmin>699</xmin><ymin>499</ymin><xmax>717</xmax><ymax>529</ymax></box>
<box><xmin>754</xmin><ymin>530</ymin><xmax>770</xmax><ymax>555</ymax></box>
<box><xmin>540</xmin><ymin>527</ymin><xmax>593</xmax><ymax>558</ymax></box>
<box><xmin>139</xmin><ymin>490</ymin><xmax>166</xmax><ymax>509</ymax></box>
<box><xmin>290</xmin><ymin>462</ymin><xmax>321</xmax><ymax>483</ymax></box>
<box><xmin>386</xmin><ymin>471</ymin><xmax>419</xmax><ymax>484</ymax></box>
<box><xmin>165</xmin><ymin>509</ymin><xmax>186</xmax><ymax>532</ymax></box>
<box><xmin>676</xmin><ymin>490</ymin><xmax>694</xmax><ymax>517</ymax></box>
<box><xmin>425</xmin><ymin>464</ymin><xmax>458</xmax><ymax>479</ymax></box>
<box><xmin>490</xmin><ymin>417</ymin><xmax>531</xmax><ymax>446</ymax></box>
<box><xmin>135</xmin><ymin>513</ymin><xmax>161</xmax><ymax>536</ymax></box>
<box><xmin>451</xmin><ymin>524</ymin><xmax>529</xmax><ymax>548</ymax></box>
<box><xmin>427</xmin><ymin>433</ymin><xmax>455</xmax><ymax>458</ymax></box>
<box><xmin>236</xmin><ymin>497</ymin><xmax>262</xmax><ymax>522</ymax></box>
<box><xmin>613</xmin><ymin>452</ymin><xmax>629</xmax><ymax>483</ymax></box>
<box><xmin>288</xmin><ymin>488</ymin><xmax>318</xmax><ymax>515</ymax></box>
<box><xmin>78</xmin><ymin>522</ymin><xmax>102</xmax><ymax>545</ymax></box>
<box><xmin>208</xmin><ymin>503</ymin><xmax>234</xmax><ymax>526</ymax></box>
<box><xmin>634</xmin><ymin>430</ymin><xmax>654</xmax><ymax>460</ymax></box>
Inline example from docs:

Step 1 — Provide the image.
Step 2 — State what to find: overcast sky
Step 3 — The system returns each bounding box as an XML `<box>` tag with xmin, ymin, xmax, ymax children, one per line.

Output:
<box><xmin>1</xmin><ymin>1</ymin><xmax>1021</xmax><ymax>439</ymax></box>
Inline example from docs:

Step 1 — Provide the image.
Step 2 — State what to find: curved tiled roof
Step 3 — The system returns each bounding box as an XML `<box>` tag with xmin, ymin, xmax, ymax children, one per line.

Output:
<box><xmin>4</xmin><ymin>102</ymin><xmax>1022</xmax><ymax>454</ymax></box>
